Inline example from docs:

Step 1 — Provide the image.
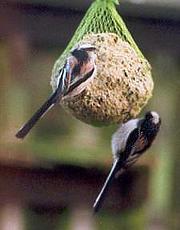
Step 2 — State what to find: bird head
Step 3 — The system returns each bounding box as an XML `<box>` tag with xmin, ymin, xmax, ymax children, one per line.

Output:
<box><xmin>140</xmin><ymin>111</ymin><xmax>161</xmax><ymax>139</ymax></box>
<box><xmin>145</xmin><ymin>111</ymin><xmax>161</xmax><ymax>125</ymax></box>
<box><xmin>71</xmin><ymin>44</ymin><xmax>96</xmax><ymax>63</ymax></box>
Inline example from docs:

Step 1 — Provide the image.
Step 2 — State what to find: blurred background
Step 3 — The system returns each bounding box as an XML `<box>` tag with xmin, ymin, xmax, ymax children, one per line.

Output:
<box><xmin>0</xmin><ymin>0</ymin><xmax>180</xmax><ymax>229</ymax></box>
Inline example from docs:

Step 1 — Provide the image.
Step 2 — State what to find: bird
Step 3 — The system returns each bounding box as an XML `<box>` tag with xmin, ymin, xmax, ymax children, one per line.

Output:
<box><xmin>15</xmin><ymin>44</ymin><xmax>97</xmax><ymax>139</ymax></box>
<box><xmin>93</xmin><ymin>111</ymin><xmax>161</xmax><ymax>213</ymax></box>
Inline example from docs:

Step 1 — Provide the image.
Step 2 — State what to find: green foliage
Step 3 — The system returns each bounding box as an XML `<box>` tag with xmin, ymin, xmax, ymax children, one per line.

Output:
<box><xmin>96</xmin><ymin>208</ymin><xmax>146</xmax><ymax>230</ymax></box>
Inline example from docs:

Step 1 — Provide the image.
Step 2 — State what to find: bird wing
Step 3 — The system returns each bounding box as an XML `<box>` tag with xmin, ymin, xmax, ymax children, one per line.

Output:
<box><xmin>120</xmin><ymin>127</ymin><xmax>140</xmax><ymax>160</ymax></box>
<box><xmin>121</xmin><ymin>128</ymin><xmax>148</xmax><ymax>169</ymax></box>
<box><xmin>111</xmin><ymin>118</ymin><xmax>139</xmax><ymax>159</ymax></box>
<box><xmin>134</xmin><ymin>132</ymin><xmax>148</xmax><ymax>154</ymax></box>
<box><xmin>64</xmin><ymin>67</ymin><xmax>95</xmax><ymax>96</ymax></box>
<box><xmin>114</xmin><ymin>127</ymin><xmax>141</xmax><ymax>171</ymax></box>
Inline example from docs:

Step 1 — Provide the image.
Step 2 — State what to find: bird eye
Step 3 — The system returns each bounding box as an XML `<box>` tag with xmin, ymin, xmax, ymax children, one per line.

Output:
<box><xmin>145</xmin><ymin>111</ymin><xmax>153</xmax><ymax>119</ymax></box>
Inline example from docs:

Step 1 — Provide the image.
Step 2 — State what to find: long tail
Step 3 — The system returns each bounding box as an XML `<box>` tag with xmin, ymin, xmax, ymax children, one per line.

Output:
<box><xmin>93</xmin><ymin>159</ymin><xmax>121</xmax><ymax>213</ymax></box>
<box><xmin>15</xmin><ymin>65</ymin><xmax>69</xmax><ymax>139</ymax></box>
<box><xmin>15</xmin><ymin>90</ymin><xmax>60</xmax><ymax>139</ymax></box>
<box><xmin>16</xmin><ymin>67</ymin><xmax>95</xmax><ymax>139</ymax></box>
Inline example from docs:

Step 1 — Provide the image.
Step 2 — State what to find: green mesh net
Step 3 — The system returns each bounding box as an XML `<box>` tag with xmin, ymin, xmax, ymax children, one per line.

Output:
<box><xmin>52</xmin><ymin>0</ymin><xmax>143</xmax><ymax>74</ymax></box>
<box><xmin>51</xmin><ymin>0</ymin><xmax>153</xmax><ymax>126</ymax></box>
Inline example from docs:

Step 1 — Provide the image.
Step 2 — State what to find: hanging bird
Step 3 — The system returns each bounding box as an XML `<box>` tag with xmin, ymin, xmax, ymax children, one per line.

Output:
<box><xmin>15</xmin><ymin>44</ymin><xmax>97</xmax><ymax>139</ymax></box>
<box><xmin>93</xmin><ymin>111</ymin><xmax>161</xmax><ymax>213</ymax></box>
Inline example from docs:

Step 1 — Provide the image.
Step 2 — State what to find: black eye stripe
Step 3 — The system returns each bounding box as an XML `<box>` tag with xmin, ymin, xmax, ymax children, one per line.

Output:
<box><xmin>81</xmin><ymin>47</ymin><xmax>96</xmax><ymax>51</ymax></box>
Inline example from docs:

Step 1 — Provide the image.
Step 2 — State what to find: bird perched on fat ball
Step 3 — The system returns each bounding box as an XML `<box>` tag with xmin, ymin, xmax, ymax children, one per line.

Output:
<box><xmin>93</xmin><ymin>111</ymin><xmax>161</xmax><ymax>213</ymax></box>
<box><xmin>15</xmin><ymin>44</ymin><xmax>96</xmax><ymax>139</ymax></box>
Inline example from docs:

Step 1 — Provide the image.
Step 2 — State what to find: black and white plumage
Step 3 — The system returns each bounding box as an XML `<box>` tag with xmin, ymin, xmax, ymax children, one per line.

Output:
<box><xmin>93</xmin><ymin>111</ymin><xmax>161</xmax><ymax>213</ymax></box>
<box><xmin>15</xmin><ymin>44</ymin><xmax>96</xmax><ymax>139</ymax></box>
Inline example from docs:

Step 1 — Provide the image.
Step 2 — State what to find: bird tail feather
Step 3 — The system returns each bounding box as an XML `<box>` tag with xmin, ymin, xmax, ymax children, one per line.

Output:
<box><xmin>15</xmin><ymin>91</ymin><xmax>59</xmax><ymax>139</ymax></box>
<box><xmin>93</xmin><ymin>158</ymin><xmax>121</xmax><ymax>213</ymax></box>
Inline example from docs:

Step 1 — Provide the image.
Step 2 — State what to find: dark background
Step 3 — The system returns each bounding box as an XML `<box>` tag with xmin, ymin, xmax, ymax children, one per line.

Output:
<box><xmin>0</xmin><ymin>0</ymin><xmax>180</xmax><ymax>229</ymax></box>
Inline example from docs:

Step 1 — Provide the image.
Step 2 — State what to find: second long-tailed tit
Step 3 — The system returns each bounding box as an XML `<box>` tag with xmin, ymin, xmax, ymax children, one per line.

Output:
<box><xmin>15</xmin><ymin>44</ymin><xmax>96</xmax><ymax>139</ymax></box>
<box><xmin>93</xmin><ymin>111</ymin><xmax>161</xmax><ymax>213</ymax></box>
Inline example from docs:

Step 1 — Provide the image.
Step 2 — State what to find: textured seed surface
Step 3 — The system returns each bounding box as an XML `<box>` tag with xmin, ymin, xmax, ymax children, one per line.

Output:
<box><xmin>51</xmin><ymin>33</ymin><xmax>154</xmax><ymax>126</ymax></box>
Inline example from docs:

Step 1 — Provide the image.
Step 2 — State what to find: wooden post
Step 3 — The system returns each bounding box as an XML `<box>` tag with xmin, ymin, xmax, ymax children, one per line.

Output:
<box><xmin>70</xmin><ymin>206</ymin><xmax>96</xmax><ymax>230</ymax></box>
<box><xmin>0</xmin><ymin>202</ymin><xmax>24</xmax><ymax>230</ymax></box>
<box><xmin>170</xmin><ymin>79</ymin><xmax>180</xmax><ymax>230</ymax></box>
<box><xmin>146</xmin><ymin>54</ymin><xmax>178</xmax><ymax>229</ymax></box>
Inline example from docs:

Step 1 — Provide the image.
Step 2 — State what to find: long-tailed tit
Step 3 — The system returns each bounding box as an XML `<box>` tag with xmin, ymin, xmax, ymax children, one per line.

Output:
<box><xmin>15</xmin><ymin>44</ymin><xmax>96</xmax><ymax>139</ymax></box>
<box><xmin>93</xmin><ymin>111</ymin><xmax>161</xmax><ymax>213</ymax></box>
